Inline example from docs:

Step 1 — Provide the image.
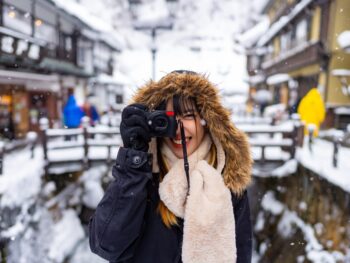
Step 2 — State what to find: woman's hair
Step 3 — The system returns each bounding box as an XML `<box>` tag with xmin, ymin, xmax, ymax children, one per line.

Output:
<box><xmin>156</xmin><ymin>95</ymin><xmax>217</xmax><ymax>228</ymax></box>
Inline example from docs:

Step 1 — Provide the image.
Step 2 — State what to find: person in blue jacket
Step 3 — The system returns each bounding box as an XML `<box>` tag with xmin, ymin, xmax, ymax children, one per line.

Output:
<box><xmin>63</xmin><ymin>94</ymin><xmax>84</xmax><ymax>128</ymax></box>
<box><xmin>89</xmin><ymin>70</ymin><xmax>253</xmax><ymax>263</ymax></box>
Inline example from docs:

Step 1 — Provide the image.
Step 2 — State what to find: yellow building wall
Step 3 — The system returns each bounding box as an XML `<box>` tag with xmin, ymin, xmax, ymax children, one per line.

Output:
<box><xmin>326</xmin><ymin>0</ymin><xmax>350</xmax><ymax>106</ymax></box>
<box><xmin>273</xmin><ymin>37</ymin><xmax>280</xmax><ymax>57</ymax></box>
<box><xmin>288</xmin><ymin>64</ymin><xmax>321</xmax><ymax>77</ymax></box>
<box><xmin>310</xmin><ymin>6</ymin><xmax>321</xmax><ymax>42</ymax></box>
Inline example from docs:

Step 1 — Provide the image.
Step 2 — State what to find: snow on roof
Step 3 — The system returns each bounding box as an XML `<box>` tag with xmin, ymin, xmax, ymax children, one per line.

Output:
<box><xmin>337</xmin><ymin>31</ymin><xmax>350</xmax><ymax>52</ymax></box>
<box><xmin>246</xmin><ymin>74</ymin><xmax>265</xmax><ymax>85</ymax></box>
<box><xmin>52</xmin><ymin>0</ymin><xmax>112</xmax><ymax>32</ymax></box>
<box><xmin>332</xmin><ymin>69</ymin><xmax>350</xmax><ymax>77</ymax></box>
<box><xmin>236</xmin><ymin>16</ymin><xmax>270</xmax><ymax>48</ymax></box>
<box><xmin>257</xmin><ymin>0</ymin><xmax>313</xmax><ymax>47</ymax></box>
<box><xmin>51</xmin><ymin>0</ymin><xmax>124</xmax><ymax>50</ymax></box>
<box><xmin>334</xmin><ymin>107</ymin><xmax>350</xmax><ymax>115</ymax></box>
<box><xmin>266</xmin><ymin>73</ymin><xmax>291</xmax><ymax>85</ymax></box>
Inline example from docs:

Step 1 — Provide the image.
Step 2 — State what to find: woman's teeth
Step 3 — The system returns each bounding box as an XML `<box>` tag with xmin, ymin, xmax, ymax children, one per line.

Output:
<box><xmin>172</xmin><ymin>137</ymin><xmax>190</xmax><ymax>145</ymax></box>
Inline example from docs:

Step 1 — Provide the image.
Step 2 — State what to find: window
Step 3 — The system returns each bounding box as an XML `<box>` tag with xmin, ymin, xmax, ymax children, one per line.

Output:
<box><xmin>280</xmin><ymin>31</ymin><xmax>292</xmax><ymax>51</ymax></box>
<box><xmin>3</xmin><ymin>5</ymin><xmax>32</xmax><ymax>35</ymax></box>
<box><xmin>34</xmin><ymin>19</ymin><xmax>58</xmax><ymax>45</ymax></box>
<box><xmin>295</xmin><ymin>18</ymin><xmax>308</xmax><ymax>45</ymax></box>
<box><xmin>116</xmin><ymin>94</ymin><xmax>123</xmax><ymax>104</ymax></box>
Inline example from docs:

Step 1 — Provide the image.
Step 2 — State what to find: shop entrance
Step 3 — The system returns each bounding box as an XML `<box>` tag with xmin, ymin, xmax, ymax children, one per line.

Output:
<box><xmin>0</xmin><ymin>94</ymin><xmax>14</xmax><ymax>139</ymax></box>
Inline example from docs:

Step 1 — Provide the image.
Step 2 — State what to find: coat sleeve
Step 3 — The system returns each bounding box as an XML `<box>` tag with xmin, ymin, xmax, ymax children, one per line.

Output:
<box><xmin>89</xmin><ymin>147</ymin><xmax>153</xmax><ymax>262</ymax></box>
<box><xmin>233</xmin><ymin>190</ymin><xmax>252</xmax><ymax>263</ymax></box>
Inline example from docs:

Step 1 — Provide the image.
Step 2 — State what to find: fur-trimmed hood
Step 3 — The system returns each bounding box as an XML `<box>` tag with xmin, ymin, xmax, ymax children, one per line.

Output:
<box><xmin>132</xmin><ymin>71</ymin><xmax>252</xmax><ymax>194</ymax></box>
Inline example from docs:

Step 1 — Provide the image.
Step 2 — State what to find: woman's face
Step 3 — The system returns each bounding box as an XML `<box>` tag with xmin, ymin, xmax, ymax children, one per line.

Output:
<box><xmin>163</xmin><ymin>98</ymin><xmax>206</xmax><ymax>158</ymax></box>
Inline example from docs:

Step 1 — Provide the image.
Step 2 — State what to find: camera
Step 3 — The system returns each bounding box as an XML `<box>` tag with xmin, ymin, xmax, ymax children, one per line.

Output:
<box><xmin>146</xmin><ymin>110</ymin><xmax>177</xmax><ymax>138</ymax></box>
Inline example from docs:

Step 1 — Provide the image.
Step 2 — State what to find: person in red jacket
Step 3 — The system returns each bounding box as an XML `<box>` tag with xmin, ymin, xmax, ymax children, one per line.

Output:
<box><xmin>89</xmin><ymin>70</ymin><xmax>253</xmax><ymax>263</ymax></box>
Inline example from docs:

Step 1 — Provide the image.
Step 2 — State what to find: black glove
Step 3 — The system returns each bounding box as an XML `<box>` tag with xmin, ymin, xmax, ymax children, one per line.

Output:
<box><xmin>120</xmin><ymin>104</ymin><xmax>151</xmax><ymax>152</ymax></box>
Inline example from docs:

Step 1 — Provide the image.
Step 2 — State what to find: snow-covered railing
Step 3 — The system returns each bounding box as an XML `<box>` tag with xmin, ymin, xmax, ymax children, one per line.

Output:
<box><xmin>237</xmin><ymin>120</ymin><xmax>304</xmax><ymax>164</ymax></box>
<box><xmin>40</xmin><ymin>118</ymin><xmax>121</xmax><ymax>175</ymax></box>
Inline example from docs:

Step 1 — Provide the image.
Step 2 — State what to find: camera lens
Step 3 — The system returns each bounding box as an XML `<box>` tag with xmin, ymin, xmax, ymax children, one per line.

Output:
<box><xmin>155</xmin><ymin>116</ymin><xmax>168</xmax><ymax>128</ymax></box>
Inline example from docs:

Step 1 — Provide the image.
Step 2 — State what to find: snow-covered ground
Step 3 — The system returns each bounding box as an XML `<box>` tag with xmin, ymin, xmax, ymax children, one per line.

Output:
<box><xmin>253</xmin><ymin>191</ymin><xmax>348</xmax><ymax>263</ymax></box>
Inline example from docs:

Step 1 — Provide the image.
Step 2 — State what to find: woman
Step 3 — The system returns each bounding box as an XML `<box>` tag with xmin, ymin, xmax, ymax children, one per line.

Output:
<box><xmin>89</xmin><ymin>70</ymin><xmax>253</xmax><ymax>263</ymax></box>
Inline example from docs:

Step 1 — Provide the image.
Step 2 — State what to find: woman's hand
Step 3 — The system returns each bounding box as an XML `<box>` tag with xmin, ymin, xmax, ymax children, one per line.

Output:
<box><xmin>120</xmin><ymin>104</ymin><xmax>151</xmax><ymax>152</ymax></box>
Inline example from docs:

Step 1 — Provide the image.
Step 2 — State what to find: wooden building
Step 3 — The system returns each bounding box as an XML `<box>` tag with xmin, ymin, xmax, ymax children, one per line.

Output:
<box><xmin>243</xmin><ymin>0</ymin><xmax>350</xmax><ymax>128</ymax></box>
<box><xmin>0</xmin><ymin>0</ymin><xmax>122</xmax><ymax>139</ymax></box>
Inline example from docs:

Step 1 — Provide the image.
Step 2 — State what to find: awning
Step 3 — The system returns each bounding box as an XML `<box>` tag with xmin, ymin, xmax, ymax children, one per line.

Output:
<box><xmin>39</xmin><ymin>58</ymin><xmax>93</xmax><ymax>78</ymax></box>
<box><xmin>0</xmin><ymin>69</ymin><xmax>60</xmax><ymax>92</ymax></box>
<box><xmin>266</xmin><ymin>74</ymin><xmax>291</xmax><ymax>85</ymax></box>
<box><xmin>337</xmin><ymin>31</ymin><xmax>350</xmax><ymax>53</ymax></box>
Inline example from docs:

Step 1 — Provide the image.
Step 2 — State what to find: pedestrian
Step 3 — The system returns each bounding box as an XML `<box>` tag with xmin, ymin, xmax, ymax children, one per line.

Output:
<box><xmin>89</xmin><ymin>70</ymin><xmax>253</xmax><ymax>263</ymax></box>
<box><xmin>82</xmin><ymin>97</ymin><xmax>100</xmax><ymax>126</ymax></box>
<box><xmin>63</xmin><ymin>94</ymin><xmax>84</xmax><ymax>129</ymax></box>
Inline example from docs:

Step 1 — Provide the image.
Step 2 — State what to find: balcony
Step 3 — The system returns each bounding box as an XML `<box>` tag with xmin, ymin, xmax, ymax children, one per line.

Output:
<box><xmin>261</xmin><ymin>41</ymin><xmax>326</xmax><ymax>75</ymax></box>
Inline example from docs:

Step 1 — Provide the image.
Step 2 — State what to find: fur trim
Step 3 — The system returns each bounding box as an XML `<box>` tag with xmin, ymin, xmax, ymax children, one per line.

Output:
<box><xmin>132</xmin><ymin>72</ymin><xmax>253</xmax><ymax>194</ymax></box>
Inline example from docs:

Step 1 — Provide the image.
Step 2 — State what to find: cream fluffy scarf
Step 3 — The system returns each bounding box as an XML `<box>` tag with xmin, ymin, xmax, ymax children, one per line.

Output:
<box><xmin>158</xmin><ymin>134</ymin><xmax>237</xmax><ymax>263</ymax></box>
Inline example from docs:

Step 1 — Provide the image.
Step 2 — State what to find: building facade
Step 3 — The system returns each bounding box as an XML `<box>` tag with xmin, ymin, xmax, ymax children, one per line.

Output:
<box><xmin>0</xmin><ymin>0</ymin><xmax>122</xmax><ymax>139</ymax></box>
<box><xmin>243</xmin><ymin>0</ymin><xmax>350</xmax><ymax>128</ymax></box>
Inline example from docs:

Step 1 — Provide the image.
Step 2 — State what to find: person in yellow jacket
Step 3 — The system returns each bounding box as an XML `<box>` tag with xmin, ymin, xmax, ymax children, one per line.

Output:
<box><xmin>297</xmin><ymin>88</ymin><xmax>326</xmax><ymax>137</ymax></box>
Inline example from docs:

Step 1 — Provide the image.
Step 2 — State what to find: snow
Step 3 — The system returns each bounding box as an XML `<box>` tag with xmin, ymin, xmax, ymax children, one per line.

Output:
<box><xmin>331</xmin><ymin>69</ymin><xmax>350</xmax><ymax>77</ymax></box>
<box><xmin>334</xmin><ymin>107</ymin><xmax>350</xmax><ymax>115</ymax></box>
<box><xmin>237</xmin><ymin>121</ymin><xmax>294</xmax><ymax>133</ymax></box>
<box><xmin>260</xmin><ymin>190</ymin><xmax>346</xmax><ymax>262</ymax></box>
<box><xmin>48</xmin><ymin>209</ymin><xmax>85</xmax><ymax>262</ymax></box>
<box><xmin>70</xmin><ymin>238</ymin><xmax>108</xmax><ymax>263</ymax></box>
<box><xmin>246</xmin><ymin>74</ymin><xmax>265</xmax><ymax>85</ymax></box>
<box><xmin>266</xmin><ymin>73</ymin><xmax>291</xmax><ymax>85</ymax></box>
<box><xmin>90</xmin><ymin>73</ymin><xmax>131</xmax><ymax>85</ymax></box>
<box><xmin>46</xmin><ymin>128</ymin><xmax>83</xmax><ymax>136</ymax></box>
<box><xmin>51</xmin><ymin>0</ymin><xmax>124</xmax><ymax>50</ymax></box>
<box><xmin>80</xmin><ymin>166</ymin><xmax>106</xmax><ymax>209</ymax></box>
<box><xmin>0</xmin><ymin>147</ymin><xmax>44</xmax><ymax>208</ymax></box>
<box><xmin>261</xmin><ymin>191</ymin><xmax>284</xmax><ymax>215</ymax></box>
<box><xmin>236</xmin><ymin>16</ymin><xmax>270</xmax><ymax>48</ymax></box>
<box><xmin>257</xmin><ymin>0</ymin><xmax>313</xmax><ymax>47</ymax></box>
<box><xmin>337</xmin><ymin>31</ymin><xmax>350</xmax><ymax>52</ymax></box>
<box><xmin>253</xmin><ymin>89</ymin><xmax>272</xmax><ymax>103</ymax></box>
<box><xmin>296</xmin><ymin>137</ymin><xmax>350</xmax><ymax>193</ymax></box>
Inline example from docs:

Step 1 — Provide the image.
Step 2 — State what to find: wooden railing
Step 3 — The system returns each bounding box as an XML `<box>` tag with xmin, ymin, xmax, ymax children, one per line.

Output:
<box><xmin>40</xmin><ymin>117</ymin><xmax>121</xmax><ymax>175</ymax></box>
<box><xmin>237</xmin><ymin>119</ymin><xmax>304</xmax><ymax>164</ymax></box>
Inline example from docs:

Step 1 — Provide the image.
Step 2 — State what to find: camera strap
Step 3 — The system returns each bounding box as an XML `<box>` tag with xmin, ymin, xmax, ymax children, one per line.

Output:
<box><xmin>179</xmin><ymin>121</ymin><xmax>190</xmax><ymax>191</ymax></box>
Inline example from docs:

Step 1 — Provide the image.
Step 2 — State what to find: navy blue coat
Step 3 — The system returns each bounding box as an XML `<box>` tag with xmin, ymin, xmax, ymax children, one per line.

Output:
<box><xmin>89</xmin><ymin>147</ymin><xmax>252</xmax><ymax>263</ymax></box>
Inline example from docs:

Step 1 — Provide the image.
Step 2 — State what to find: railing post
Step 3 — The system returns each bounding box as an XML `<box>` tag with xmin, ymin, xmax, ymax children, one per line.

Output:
<box><xmin>0</xmin><ymin>141</ymin><xmax>4</xmax><ymax>175</ymax></box>
<box><xmin>27</xmin><ymin>131</ymin><xmax>37</xmax><ymax>159</ymax></box>
<box><xmin>40</xmin><ymin>118</ymin><xmax>49</xmax><ymax>174</ymax></box>
<box><xmin>82</xmin><ymin>116</ymin><xmax>90</xmax><ymax>170</ymax></box>
<box><xmin>333</xmin><ymin>136</ymin><xmax>342</xmax><ymax>168</ymax></box>
<box><xmin>307</xmin><ymin>124</ymin><xmax>315</xmax><ymax>153</ymax></box>
<box><xmin>290</xmin><ymin>113</ymin><xmax>301</xmax><ymax>158</ymax></box>
<box><xmin>261</xmin><ymin>146</ymin><xmax>265</xmax><ymax>164</ymax></box>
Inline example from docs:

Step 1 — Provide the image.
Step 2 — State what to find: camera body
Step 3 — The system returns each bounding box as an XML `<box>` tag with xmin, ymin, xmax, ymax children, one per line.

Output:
<box><xmin>146</xmin><ymin>110</ymin><xmax>177</xmax><ymax>138</ymax></box>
